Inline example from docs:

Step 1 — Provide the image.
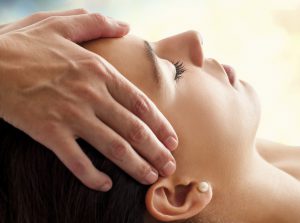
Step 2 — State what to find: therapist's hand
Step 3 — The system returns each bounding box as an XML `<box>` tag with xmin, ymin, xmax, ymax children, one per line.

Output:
<box><xmin>0</xmin><ymin>10</ymin><xmax>178</xmax><ymax>191</ymax></box>
<box><xmin>0</xmin><ymin>9</ymin><xmax>93</xmax><ymax>34</ymax></box>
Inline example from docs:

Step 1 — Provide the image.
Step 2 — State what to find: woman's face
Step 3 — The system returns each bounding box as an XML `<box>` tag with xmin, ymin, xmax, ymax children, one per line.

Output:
<box><xmin>84</xmin><ymin>30</ymin><xmax>261</xmax><ymax>185</ymax></box>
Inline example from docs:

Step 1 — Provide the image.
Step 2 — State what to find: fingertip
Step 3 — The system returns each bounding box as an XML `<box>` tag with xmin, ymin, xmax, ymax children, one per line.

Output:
<box><xmin>92</xmin><ymin>172</ymin><xmax>113</xmax><ymax>192</ymax></box>
<box><xmin>116</xmin><ymin>20</ymin><xmax>129</xmax><ymax>28</ymax></box>
<box><xmin>99</xmin><ymin>180</ymin><xmax>113</xmax><ymax>192</ymax></box>
<box><xmin>107</xmin><ymin>16</ymin><xmax>130</xmax><ymax>36</ymax></box>
<box><xmin>116</xmin><ymin>22</ymin><xmax>130</xmax><ymax>36</ymax></box>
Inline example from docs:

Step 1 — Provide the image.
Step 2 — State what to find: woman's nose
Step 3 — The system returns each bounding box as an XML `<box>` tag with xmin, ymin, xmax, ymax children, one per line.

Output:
<box><xmin>156</xmin><ymin>30</ymin><xmax>204</xmax><ymax>67</ymax></box>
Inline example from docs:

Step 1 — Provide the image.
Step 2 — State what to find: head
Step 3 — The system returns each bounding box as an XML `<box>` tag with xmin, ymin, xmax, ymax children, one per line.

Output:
<box><xmin>84</xmin><ymin>30</ymin><xmax>262</xmax><ymax>221</ymax></box>
<box><xmin>0</xmin><ymin>30</ymin><xmax>261</xmax><ymax>223</ymax></box>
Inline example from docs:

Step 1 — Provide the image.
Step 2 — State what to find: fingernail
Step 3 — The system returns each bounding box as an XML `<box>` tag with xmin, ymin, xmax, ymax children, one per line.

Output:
<box><xmin>116</xmin><ymin>20</ymin><xmax>129</xmax><ymax>27</ymax></box>
<box><xmin>100</xmin><ymin>181</ymin><xmax>112</xmax><ymax>192</ymax></box>
<box><xmin>145</xmin><ymin>170</ymin><xmax>158</xmax><ymax>184</ymax></box>
<box><xmin>162</xmin><ymin>161</ymin><xmax>176</xmax><ymax>176</ymax></box>
<box><xmin>164</xmin><ymin>136</ymin><xmax>178</xmax><ymax>151</ymax></box>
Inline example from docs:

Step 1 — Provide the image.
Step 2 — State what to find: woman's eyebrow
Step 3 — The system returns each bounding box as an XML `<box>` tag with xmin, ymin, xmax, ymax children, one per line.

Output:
<box><xmin>144</xmin><ymin>40</ymin><xmax>162</xmax><ymax>84</ymax></box>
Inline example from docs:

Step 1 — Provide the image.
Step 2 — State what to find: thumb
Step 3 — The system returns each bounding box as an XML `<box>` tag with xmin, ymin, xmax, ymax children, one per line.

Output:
<box><xmin>49</xmin><ymin>13</ymin><xmax>130</xmax><ymax>43</ymax></box>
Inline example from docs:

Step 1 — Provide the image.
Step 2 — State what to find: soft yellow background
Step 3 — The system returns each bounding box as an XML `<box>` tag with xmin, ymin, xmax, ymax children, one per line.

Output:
<box><xmin>1</xmin><ymin>0</ymin><xmax>300</xmax><ymax>145</ymax></box>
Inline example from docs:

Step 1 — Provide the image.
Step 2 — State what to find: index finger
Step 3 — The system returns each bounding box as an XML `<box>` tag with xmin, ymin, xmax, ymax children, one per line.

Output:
<box><xmin>46</xmin><ymin>13</ymin><xmax>130</xmax><ymax>43</ymax></box>
<box><xmin>0</xmin><ymin>9</ymin><xmax>89</xmax><ymax>35</ymax></box>
<box><xmin>104</xmin><ymin>60</ymin><xmax>179</xmax><ymax>151</ymax></box>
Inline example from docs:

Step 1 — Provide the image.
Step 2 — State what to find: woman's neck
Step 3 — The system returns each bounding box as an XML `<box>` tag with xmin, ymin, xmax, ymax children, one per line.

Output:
<box><xmin>217</xmin><ymin>149</ymin><xmax>300</xmax><ymax>223</ymax></box>
<box><xmin>256</xmin><ymin>138</ymin><xmax>300</xmax><ymax>180</ymax></box>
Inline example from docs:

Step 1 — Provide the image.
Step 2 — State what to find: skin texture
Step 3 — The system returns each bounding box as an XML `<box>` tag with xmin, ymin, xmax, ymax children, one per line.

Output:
<box><xmin>84</xmin><ymin>31</ymin><xmax>300</xmax><ymax>223</ymax></box>
<box><xmin>256</xmin><ymin>138</ymin><xmax>300</xmax><ymax>180</ymax></box>
<box><xmin>0</xmin><ymin>9</ymin><xmax>179</xmax><ymax>192</ymax></box>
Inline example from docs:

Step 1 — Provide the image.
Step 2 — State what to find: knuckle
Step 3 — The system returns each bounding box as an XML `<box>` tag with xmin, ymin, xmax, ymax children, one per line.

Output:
<box><xmin>65</xmin><ymin>58</ymin><xmax>80</xmax><ymax>75</ymax></box>
<box><xmin>81</xmin><ymin>56</ymin><xmax>111</xmax><ymax>80</ymax></box>
<box><xmin>45</xmin><ymin>15</ymin><xmax>60</xmax><ymax>24</ymax></box>
<box><xmin>59</xmin><ymin>103</ymin><xmax>82</xmax><ymax>120</ymax></box>
<box><xmin>97</xmin><ymin>58</ymin><xmax>116</xmax><ymax>81</ymax></box>
<box><xmin>82</xmin><ymin>56</ymin><xmax>100</xmax><ymax>71</ymax></box>
<box><xmin>42</xmin><ymin>121</ymin><xmax>60</xmax><ymax>134</ymax></box>
<box><xmin>154</xmin><ymin>150</ymin><xmax>172</xmax><ymax>167</ymax></box>
<box><xmin>90</xmin><ymin>13</ymin><xmax>107</xmax><ymax>25</ymax></box>
<box><xmin>29</xmin><ymin>12</ymin><xmax>46</xmax><ymax>21</ymax></box>
<box><xmin>34</xmin><ymin>121</ymin><xmax>61</xmax><ymax>143</ymax></box>
<box><xmin>43</xmin><ymin>16</ymin><xmax>64</xmax><ymax>30</ymax></box>
<box><xmin>109</xmin><ymin>141</ymin><xmax>128</xmax><ymax>162</ymax></box>
<box><xmin>74</xmin><ymin>83</ymin><xmax>99</xmax><ymax>102</ymax></box>
<box><xmin>138</xmin><ymin>165</ymin><xmax>152</xmax><ymax>179</ymax></box>
<box><xmin>128</xmin><ymin>122</ymin><xmax>148</xmax><ymax>144</ymax></box>
<box><xmin>133</xmin><ymin>94</ymin><xmax>151</xmax><ymax>118</ymax></box>
<box><xmin>69</xmin><ymin>157</ymin><xmax>88</xmax><ymax>177</ymax></box>
<box><xmin>156</xmin><ymin>123</ymin><xmax>170</xmax><ymax>140</ymax></box>
<box><xmin>85</xmin><ymin>56</ymin><xmax>101</xmax><ymax>69</ymax></box>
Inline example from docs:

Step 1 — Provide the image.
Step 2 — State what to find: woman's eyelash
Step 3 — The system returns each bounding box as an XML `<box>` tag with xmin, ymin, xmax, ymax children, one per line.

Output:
<box><xmin>172</xmin><ymin>61</ymin><xmax>186</xmax><ymax>81</ymax></box>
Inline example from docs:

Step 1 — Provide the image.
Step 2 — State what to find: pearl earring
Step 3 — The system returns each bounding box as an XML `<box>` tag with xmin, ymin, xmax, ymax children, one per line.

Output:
<box><xmin>198</xmin><ymin>181</ymin><xmax>210</xmax><ymax>193</ymax></box>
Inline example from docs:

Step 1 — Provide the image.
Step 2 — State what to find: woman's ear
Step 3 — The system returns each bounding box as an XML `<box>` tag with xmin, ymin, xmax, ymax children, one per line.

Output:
<box><xmin>145</xmin><ymin>178</ymin><xmax>213</xmax><ymax>222</ymax></box>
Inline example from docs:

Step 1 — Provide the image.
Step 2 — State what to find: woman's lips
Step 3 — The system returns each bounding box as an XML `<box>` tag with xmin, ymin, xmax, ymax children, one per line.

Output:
<box><xmin>222</xmin><ymin>64</ymin><xmax>236</xmax><ymax>87</ymax></box>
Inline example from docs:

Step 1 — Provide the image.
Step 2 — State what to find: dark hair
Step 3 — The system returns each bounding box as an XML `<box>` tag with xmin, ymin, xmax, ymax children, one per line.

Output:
<box><xmin>0</xmin><ymin>118</ymin><xmax>148</xmax><ymax>223</ymax></box>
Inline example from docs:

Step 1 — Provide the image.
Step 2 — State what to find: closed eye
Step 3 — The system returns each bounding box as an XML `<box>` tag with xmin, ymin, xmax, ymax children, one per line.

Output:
<box><xmin>172</xmin><ymin>61</ymin><xmax>186</xmax><ymax>81</ymax></box>
<box><xmin>144</xmin><ymin>40</ymin><xmax>185</xmax><ymax>83</ymax></box>
<box><xmin>144</xmin><ymin>40</ymin><xmax>162</xmax><ymax>85</ymax></box>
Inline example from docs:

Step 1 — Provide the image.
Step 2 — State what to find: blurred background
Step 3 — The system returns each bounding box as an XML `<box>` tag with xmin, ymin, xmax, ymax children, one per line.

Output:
<box><xmin>0</xmin><ymin>0</ymin><xmax>300</xmax><ymax>145</ymax></box>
